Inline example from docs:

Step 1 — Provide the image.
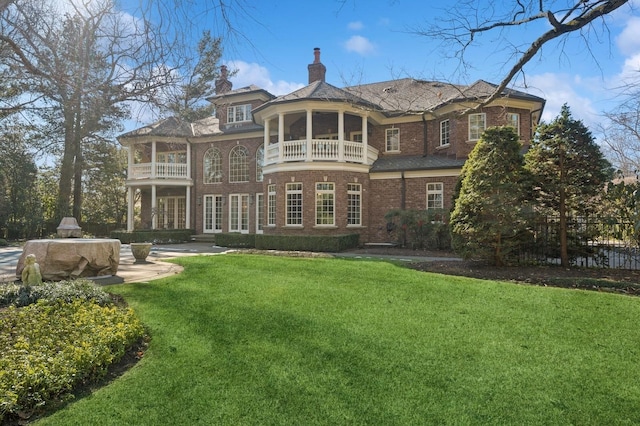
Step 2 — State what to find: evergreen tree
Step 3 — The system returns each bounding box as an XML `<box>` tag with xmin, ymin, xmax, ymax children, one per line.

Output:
<box><xmin>450</xmin><ymin>126</ymin><xmax>529</xmax><ymax>266</ymax></box>
<box><xmin>524</xmin><ymin>104</ymin><xmax>613</xmax><ymax>266</ymax></box>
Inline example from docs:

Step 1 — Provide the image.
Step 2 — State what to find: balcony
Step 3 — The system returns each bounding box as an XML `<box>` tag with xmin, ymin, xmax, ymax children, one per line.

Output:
<box><xmin>265</xmin><ymin>139</ymin><xmax>378</xmax><ymax>166</ymax></box>
<box><xmin>129</xmin><ymin>162</ymin><xmax>189</xmax><ymax>180</ymax></box>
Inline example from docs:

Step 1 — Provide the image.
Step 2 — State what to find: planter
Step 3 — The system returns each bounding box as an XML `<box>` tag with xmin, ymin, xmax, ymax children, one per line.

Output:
<box><xmin>130</xmin><ymin>243</ymin><xmax>153</xmax><ymax>263</ymax></box>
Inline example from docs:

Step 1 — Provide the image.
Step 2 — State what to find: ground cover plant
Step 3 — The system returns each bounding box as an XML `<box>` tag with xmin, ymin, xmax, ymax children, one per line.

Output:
<box><xmin>34</xmin><ymin>254</ymin><xmax>640</xmax><ymax>425</ymax></box>
<box><xmin>0</xmin><ymin>281</ymin><xmax>145</xmax><ymax>424</ymax></box>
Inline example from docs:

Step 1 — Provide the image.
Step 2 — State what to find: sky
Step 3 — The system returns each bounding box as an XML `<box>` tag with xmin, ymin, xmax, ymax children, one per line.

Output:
<box><xmin>55</xmin><ymin>0</ymin><xmax>640</xmax><ymax>137</ymax></box>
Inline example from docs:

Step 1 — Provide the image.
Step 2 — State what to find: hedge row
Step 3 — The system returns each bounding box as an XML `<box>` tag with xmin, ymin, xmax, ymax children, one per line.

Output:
<box><xmin>111</xmin><ymin>229</ymin><xmax>194</xmax><ymax>244</ymax></box>
<box><xmin>215</xmin><ymin>233</ymin><xmax>360</xmax><ymax>252</ymax></box>
<box><xmin>0</xmin><ymin>281</ymin><xmax>145</xmax><ymax>422</ymax></box>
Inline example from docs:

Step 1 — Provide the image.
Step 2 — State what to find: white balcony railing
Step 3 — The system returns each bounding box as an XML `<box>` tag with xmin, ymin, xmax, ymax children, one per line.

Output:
<box><xmin>265</xmin><ymin>139</ymin><xmax>377</xmax><ymax>165</ymax></box>
<box><xmin>130</xmin><ymin>162</ymin><xmax>189</xmax><ymax>180</ymax></box>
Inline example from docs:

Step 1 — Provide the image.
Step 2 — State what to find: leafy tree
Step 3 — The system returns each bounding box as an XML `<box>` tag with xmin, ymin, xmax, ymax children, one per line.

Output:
<box><xmin>524</xmin><ymin>104</ymin><xmax>613</xmax><ymax>266</ymax></box>
<box><xmin>162</xmin><ymin>30</ymin><xmax>225</xmax><ymax>122</ymax></box>
<box><xmin>450</xmin><ymin>126</ymin><xmax>530</xmax><ymax>266</ymax></box>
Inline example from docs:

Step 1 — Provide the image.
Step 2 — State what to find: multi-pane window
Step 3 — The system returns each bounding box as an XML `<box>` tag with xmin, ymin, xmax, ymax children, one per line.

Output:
<box><xmin>229</xmin><ymin>145</ymin><xmax>249</xmax><ymax>182</ymax></box>
<box><xmin>347</xmin><ymin>183</ymin><xmax>362</xmax><ymax>226</ymax></box>
<box><xmin>315</xmin><ymin>183</ymin><xmax>335</xmax><ymax>226</ymax></box>
<box><xmin>469</xmin><ymin>113</ymin><xmax>486</xmax><ymax>141</ymax></box>
<box><xmin>203</xmin><ymin>195</ymin><xmax>223</xmax><ymax>232</ymax></box>
<box><xmin>386</xmin><ymin>128</ymin><xmax>400</xmax><ymax>151</ymax></box>
<box><xmin>286</xmin><ymin>183</ymin><xmax>303</xmax><ymax>226</ymax></box>
<box><xmin>203</xmin><ymin>148</ymin><xmax>221</xmax><ymax>183</ymax></box>
<box><xmin>427</xmin><ymin>183</ymin><xmax>444</xmax><ymax>210</ymax></box>
<box><xmin>227</xmin><ymin>104</ymin><xmax>252</xmax><ymax>123</ymax></box>
<box><xmin>351</xmin><ymin>131</ymin><xmax>363</xmax><ymax>142</ymax></box>
<box><xmin>156</xmin><ymin>151</ymin><xmax>186</xmax><ymax>163</ymax></box>
<box><xmin>440</xmin><ymin>119</ymin><xmax>450</xmax><ymax>146</ymax></box>
<box><xmin>229</xmin><ymin>194</ymin><xmax>249</xmax><ymax>233</ymax></box>
<box><xmin>256</xmin><ymin>145</ymin><xmax>264</xmax><ymax>182</ymax></box>
<box><xmin>256</xmin><ymin>193</ymin><xmax>264</xmax><ymax>233</ymax></box>
<box><xmin>506</xmin><ymin>112</ymin><xmax>520</xmax><ymax>135</ymax></box>
<box><xmin>267</xmin><ymin>184</ymin><xmax>276</xmax><ymax>226</ymax></box>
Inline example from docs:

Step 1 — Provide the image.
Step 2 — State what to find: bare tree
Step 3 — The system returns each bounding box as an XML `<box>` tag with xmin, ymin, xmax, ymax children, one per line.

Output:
<box><xmin>600</xmin><ymin>98</ymin><xmax>640</xmax><ymax>175</ymax></box>
<box><xmin>418</xmin><ymin>0</ymin><xmax>629</xmax><ymax>110</ymax></box>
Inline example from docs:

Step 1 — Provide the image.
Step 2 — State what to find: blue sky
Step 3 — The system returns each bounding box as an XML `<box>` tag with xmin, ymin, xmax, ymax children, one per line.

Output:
<box><xmin>58</xmin><ymin>0</ymin><xmax>640</xmax><ymax>134</ymax></box>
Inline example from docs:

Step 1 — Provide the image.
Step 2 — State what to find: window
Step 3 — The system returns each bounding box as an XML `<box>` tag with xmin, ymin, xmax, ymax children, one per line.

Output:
<box><xmin>203</xmin><ymin>195</ymin><xmax>223</xmax><ymax>233</ymax></box>
<box><xmin>229</xmin><ymin>194</ymin><xmax>249</xmax><ymax>233</ymax></box>
<box><xmin>347</xmin><ymin>183</ymin><xmax>362</xmax><ymax>226</ymax></box>
<box><xmin>440</xmin><ymin>119</ymin><xmax>450</xmax><ymax>146</ymax></box>
<box><xmin>386</xmin><ymin>128</ymin><xmax>400</xmax><ymax>151</ymax></box>
<box><xmin>227</xmin><ymin>104</ymin><xmax>252</xmax><ymax>123</ymax></box>
<box><xmin>256</xmin><ymin>145</ymin><xmax>264</xmax><ymax>182</ymax></box>
<box><xmin>156</xmin><ymin>151</ymin><xmax>187</xmax><ymax>163</ymax></box>
<box><xmin>267</xmin><ymin>184</ymin><xmax>276</xmax><ymax>226</ymax></box>
<box><xmin>229</xmin><ymin>145</ymin><xmax>249</xmax><ymax>182</ymax></box>
<box><xmin>506</xmin><ymin>112</ymin><xmax>520</xmax><ymax>135</ymax></box>
<box><xmin>350</xmin><ymin>131</ymin><xmax>363</xmax><ymax>142</ymax></box>
<box><xmin>427</xmin><ymin>183</ymin><xmax>443</xmax><ymax>210</ymax></box>
<box><xmin>468</xmin><ymin>113</ymin><xmax>486</xmax><ymax>141</ymax></box>
<box><xmin>315</xmin><ymin>183</ymin><xmax>335</xmax><ymax>226</ymax></box>
<box><xmin>256</xmin><ymin>193</ymin><xmax>264</xmax><ymax>233</ymax></box>
<box><xmin>286</xmin><ymin>183</ymin><xmax>303</xmax><ymax>226</ymax></box>
<box><xmin>203</xmin><ymin>148</ymin><xmax>221</xmax><ymax>184</ymax></box>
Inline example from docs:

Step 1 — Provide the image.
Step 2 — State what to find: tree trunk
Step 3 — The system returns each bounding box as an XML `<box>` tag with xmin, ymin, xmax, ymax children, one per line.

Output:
<box><xmin>559</xmin><ymin>186</ymin><xmax>569</xmax><ymax>267</ymax></box>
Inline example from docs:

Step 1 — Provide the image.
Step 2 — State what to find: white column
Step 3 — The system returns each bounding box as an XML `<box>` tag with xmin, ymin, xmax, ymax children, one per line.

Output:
<box><xmin>127</xmin><ymin>145</ymin><xmax>134</xmax><ymax>179</ymax></box>
<box><xmin>151</xmin><ymin>185</ymin><xmax>157</xmax><ymax>230</ymax></box>
<box><xmin>278</xmin><ymin>113</ymin><xmax>284</xmax><ymax>162</ymax></box>
<box><xmin>127</xmin><ymin>187</ymin><xmax>134</xmax><ymax>231</ymax></box>
<box><xmin>185</xmin><ymin>186</ymin><xmax>191</xmax><ymax>229</ymax></box>
<box><xmin>362</xmin><ymin>115</ymin><xmax>369</xmax><ymax>164</ymax></box>
<box><xmin>264</xmin><ymin>118</ymin><xmax>270</xmax><ymax>164</ymax></box>
<box><xmin>186</xmin><ymin>141</ymin><xmax>191</xmax><ymax>179</ymax></box>
<box><xmin>306</xmin><ymin>109</ymin><xmax>313</xmax><ymax>162</ymax></box>
<box><xmin>338</xmin><ymin>110</ymin><xmax>345</xmax><ymax>162</ymax></box>
<box><xmin>151</xmin><ymin>141</ymin><xmax>157</xmax><ymax>178</ymax></box>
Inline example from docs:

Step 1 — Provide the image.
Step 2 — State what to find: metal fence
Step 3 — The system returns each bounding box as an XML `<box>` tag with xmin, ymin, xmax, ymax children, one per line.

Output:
<box><xmin>518</xmin><ymin>215</ymin><xmax>640</xmax><ymax>270</ymax></box>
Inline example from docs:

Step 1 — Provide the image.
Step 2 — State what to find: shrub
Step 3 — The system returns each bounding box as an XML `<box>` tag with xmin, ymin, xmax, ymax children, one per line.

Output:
<box><xmin>385</xmin><ymin>209</ymin><xmax>451</xmax><ymax>250</ymax></box>
<box><xmin>0</xmin><ymin>279</ymin><xmax>113</xmax><ymax>308</ymax></box>
<box><xmin>255</xmin><ymin>234</ymin><xmax>359</xmax><ymax>252</ymax></box>
<box><xmin>0</xmin><ymin>299</ymin><xmax>145</xmax><ymax>421</ymax></box>
<box><xmin>0</xmin><ymin>239</ymin><xmax>8</xmax><ymax>247</ymax></box>
<box><xmin>111</xmin><ymin>229</ymin><xmax>194</xmax><ymax>244</ymax></box>
<box><xmin>215</xmin><ymin>232</ymin><xmax>256</xmax><ymax>248</ymax></box>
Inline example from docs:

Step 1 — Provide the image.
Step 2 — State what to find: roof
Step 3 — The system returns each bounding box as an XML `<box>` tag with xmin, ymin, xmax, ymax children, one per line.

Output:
<box><xmin>207</xmin><ymin>84</ymin><xmax>275</xmax><ymax>103</ymax></box>
<box><xmin>252</xmin><ymin>80</ymin><xmax>379</xmax><ymax>114</ymax></box>
<box><xmin>370</xmin><ymin>155</ymin><xmax>467</xmax><ymax>173</ymax></box>
<box><xmin>118</xmin><ymin>116</ymin><xmax>193</xmax><ymax>139</ymax></box>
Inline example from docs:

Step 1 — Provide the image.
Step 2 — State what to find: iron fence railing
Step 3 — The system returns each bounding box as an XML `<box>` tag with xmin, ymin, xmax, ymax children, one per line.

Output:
<box><xmin>518</xmin><ymin>215</ymin><xmax>640</xmax><ymax>270</ymax></box>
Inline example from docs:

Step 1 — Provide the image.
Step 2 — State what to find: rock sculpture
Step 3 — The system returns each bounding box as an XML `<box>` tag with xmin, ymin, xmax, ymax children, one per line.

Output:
<box><xmin>57</xmin><ymin>217</ymin><xmax>82</xmax><ymax>238</ymax></box>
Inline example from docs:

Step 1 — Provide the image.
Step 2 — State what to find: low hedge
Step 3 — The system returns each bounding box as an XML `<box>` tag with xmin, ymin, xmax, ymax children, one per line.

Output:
<box><xmin>111</xmin><ymin>229</ymin><xmax>194</xmax><ymax>244</ymax></box>
<box><xmin>0</xmin><ymin>299</ymin><xmax>145</xmax><ymax>422</ymax></box>
<box><xmin>255</xmin><ymin>234</ymin><xmax>359</xmax><ymax>252</ymax></box>
<box><xmin>214</xmin><ymin>233</ymin><xmax>256</xmax><ymax>248</ymax></box>
<box><xmin>0</xmin><ymin>279</ymin><xmax>113</xmax><ymax>308</ymax></box>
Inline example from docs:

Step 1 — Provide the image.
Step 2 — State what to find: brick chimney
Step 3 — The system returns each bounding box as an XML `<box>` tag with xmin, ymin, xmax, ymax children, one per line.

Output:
<box><xmin>215</xmin><ymin>64</ymin><xmax>233</xmax><ymax>94</ymax></box>
<box><xmin>308</xmin><ymin>47</ymin><xmax>326</xmax><ymax>84</ymax></box>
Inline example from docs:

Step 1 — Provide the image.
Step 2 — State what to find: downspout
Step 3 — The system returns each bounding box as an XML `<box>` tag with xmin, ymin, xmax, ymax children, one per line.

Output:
<box><xmin>422</xmin><ymin>112</ymin><xmax>428</xmax><ymax>157</ymax></box>
<box><xmin>401</xmin><ymin>171</ymin><xmax>406</xmax><ymax>210</ymax></box>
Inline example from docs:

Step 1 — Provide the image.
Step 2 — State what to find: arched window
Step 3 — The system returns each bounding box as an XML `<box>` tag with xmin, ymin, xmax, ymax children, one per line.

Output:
<box><xmin>203</xmin><ymin>147</ymin><xmax>222</xmax><ymax>184</ymax></box>
<box><xmin>229</xmin><ymin>145</ymin><xmax>249</xmax><ymax>182</ymax></box>
<box><xmin>256</xmin><ymin>144</ymin><xmax>264</xmax><ymax>182</ymax></box>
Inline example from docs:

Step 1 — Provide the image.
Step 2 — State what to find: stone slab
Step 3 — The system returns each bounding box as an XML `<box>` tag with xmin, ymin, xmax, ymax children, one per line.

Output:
<box><xmin>16</xmin><ymin>239</ymin><xmax>121</xmax><ymax>281</ymax></box>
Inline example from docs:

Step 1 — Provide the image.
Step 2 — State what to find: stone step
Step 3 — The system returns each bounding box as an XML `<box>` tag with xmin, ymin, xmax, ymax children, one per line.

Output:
<box><xmin>190</xmin><ymin>234</ymin><xmax>217</xmax><ymax>243</ymax></box>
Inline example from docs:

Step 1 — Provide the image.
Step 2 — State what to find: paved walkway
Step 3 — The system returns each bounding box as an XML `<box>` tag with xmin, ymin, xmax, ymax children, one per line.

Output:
<box><xmin>0</xmin><ymin>242</ymin><xmax>460</xmax><ymax>284</ymax></box>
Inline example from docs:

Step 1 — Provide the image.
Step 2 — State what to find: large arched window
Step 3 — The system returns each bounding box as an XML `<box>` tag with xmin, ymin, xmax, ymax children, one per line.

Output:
<box><xmin>256</xmin><ymin>144</ymin><xmax>264</xmax><ymax>182</ymax></box>
<box><xmin>229</xmin><ymin>145</ymin><xmax>249</xmax><ymax>182</ymax></box>
<box><xmin>203</xmin><ymin>147</ymin><xmax>222</xmax><ymax>184</ymax></box>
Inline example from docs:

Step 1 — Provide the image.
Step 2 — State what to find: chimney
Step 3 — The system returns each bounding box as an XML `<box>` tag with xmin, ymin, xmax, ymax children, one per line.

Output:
<box><xmin>215</xmin><ymin>64</ymin><xmax>233</xmax><ymax>94</ymax></box>
<box><xmin>308</xmin><ymin>47</ymin><xmax>326</xmax><ymax>84</ymax></box>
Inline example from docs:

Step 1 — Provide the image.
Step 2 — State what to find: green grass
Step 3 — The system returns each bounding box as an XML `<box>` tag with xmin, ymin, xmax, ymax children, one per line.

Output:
<box><xmin>37</xmin><ymin>254</ymin><xmax>640</xmax><ymax>425</ymax></box>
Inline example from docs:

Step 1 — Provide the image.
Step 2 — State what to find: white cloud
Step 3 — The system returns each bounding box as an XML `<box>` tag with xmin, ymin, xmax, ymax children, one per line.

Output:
<box><xmin>343</xmin><ymin>35</ymin><xmax>376</xmax><ymax>56</ymax></box>
<box><xmin>348</xmin><ymin>21</ymin><xmax>364</xmax><ymax>31</ymax></box>
<box><xmin>226</xmin><ymin>60</ymin><xmax>304</xmax><ymax>96</ymax></box>
<box><xmin>616</xmin><ymin>16</ymin><xmax>640</xmax><ymax>56</ymax></box>
<box><xmin>524</xmin><ymin>73</ymin><xmax>600</xmax><ymax>127</ymax></box>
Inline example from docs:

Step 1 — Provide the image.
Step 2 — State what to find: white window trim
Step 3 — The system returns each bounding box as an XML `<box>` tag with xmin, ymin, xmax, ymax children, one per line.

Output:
<box><xmin>267</xmin><ymin>184</ymin><xmax>276</xmax><ymax>227</ymax></box>
<box><xmin>203</xmin><ymin>194</ymin><xmax>223</xmax><ymax>233</ymax></box>
<box><xmin>507</xmin><ymin>112</ymin><xmax>520</xmax><ymax>136</ymax></box>
<box><xmin>350</xmin><ymin>131</ymin><xmax>363</xmax><ymax>142</ymax></box>
<box><xmin>468</xmin><ymin>113</ymin><xmax>486</xmax><ymax>141</ymax></box>
<box><xmin>228</xmin><ymin>193</ymin><xmax>250</xmax><ymax>233</ymax></box>
<box><xmin>315</xmin><ymin>182</ymin><xmax>336</xmax><ymax>227</ymax></box>
<box><xmin>439</xmin><ymin>119</ymin><xmax>450</xmax><ymax>147</ymax></box>
<box><xmin>347</xmin><ymin>183</ymin><xmax>362</xmax><ymax>227</ymax></box>
<box><xmin>227</xmin><ymin>104</ymin><xmax>252</xmax><ymax>123</ymax></box>
<box><xmin>427</xmin><ymin>182</ymin><xmax>444</xmax><ymax>210</ymax></box>
<box><xmin>256</xmin><ymin>193</ymin><xmax>264</xmax><ymax>234</ymax></box>
<box><xmin>285</xmin><ymin>182</ymin><xmax>303</xmax><ymax>227</ymax></box>
<box><xmin>203</xmin><ymin>148</ymin><xmax>222</xmax><ymax>184</ymax></box>
<box><xmin>385</xmin><ymin>128</ymin><xmax>400</xmax><ymax>152</ymax></box>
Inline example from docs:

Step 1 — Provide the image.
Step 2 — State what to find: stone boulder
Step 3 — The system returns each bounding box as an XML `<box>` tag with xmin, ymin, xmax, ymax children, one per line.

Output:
<box><xmin>16</xmin><ymin>239</ymin><xmax>120</xmax><ymax>281</ymax></box>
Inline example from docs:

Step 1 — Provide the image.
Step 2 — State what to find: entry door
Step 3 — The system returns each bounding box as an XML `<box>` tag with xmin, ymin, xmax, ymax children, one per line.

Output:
<box><xmin>203</xmin><ymin>195</ymin><xmax>223</xmax><ymax>233</ymax></box>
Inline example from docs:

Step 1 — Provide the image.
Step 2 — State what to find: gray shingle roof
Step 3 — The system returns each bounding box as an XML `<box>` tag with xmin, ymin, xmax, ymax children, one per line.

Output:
<box><xmin>370</xmin><ymin>155</ymin><xmax>466</xmax><ymax>173</ymax></box>
<box><xmin>119</xmin><ymin>116</ymin><xmax>193</xmax><ymax>138</ymax></box>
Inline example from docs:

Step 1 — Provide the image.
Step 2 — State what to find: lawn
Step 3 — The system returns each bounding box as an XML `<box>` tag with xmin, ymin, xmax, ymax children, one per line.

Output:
<box><xmin>37</xmin><ymin>254</ymin><xmax>640</xmax><ymax>425</ymax></box>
